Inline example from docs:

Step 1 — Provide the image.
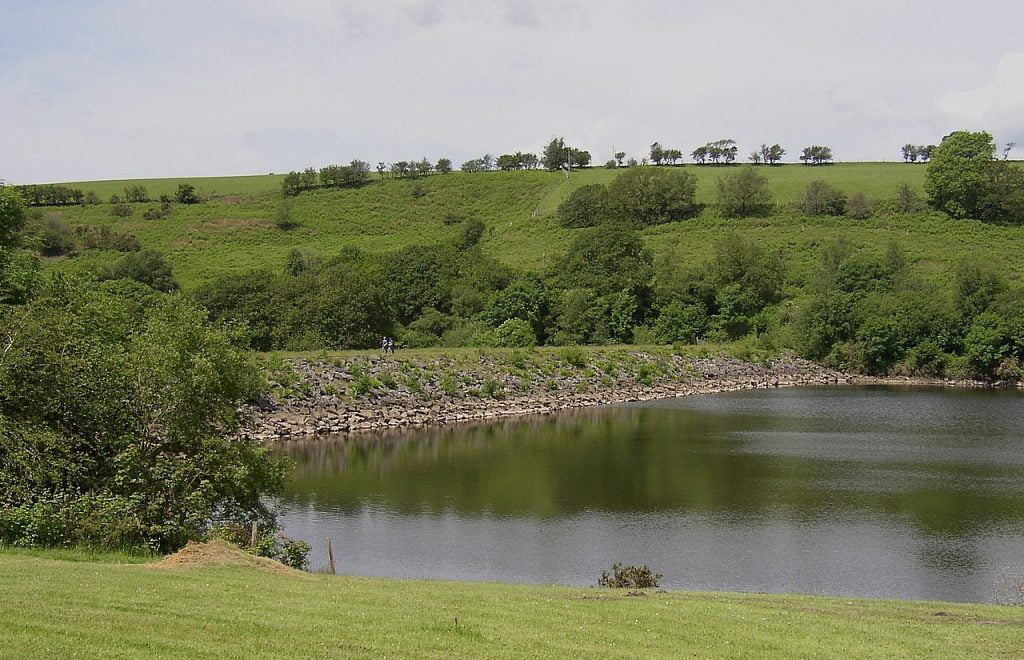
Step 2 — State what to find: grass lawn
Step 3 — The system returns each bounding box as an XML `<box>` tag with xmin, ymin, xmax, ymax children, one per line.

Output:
<box><xmin>2</xmin><ymin>547</ymin><xmax>1022</xmax><ymax>658</ymax></box>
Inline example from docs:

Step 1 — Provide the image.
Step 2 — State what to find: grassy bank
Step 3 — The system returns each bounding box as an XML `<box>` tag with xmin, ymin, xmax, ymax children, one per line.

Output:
<box><xmin>38</xmin><ymin>162</ymin><xmax>1024</xmax><ymax>289</ymax></box>
<box><xmin>1</xmin><ymin>548</ymin><xmax>1021</xmax><ymax>658</ymax></box>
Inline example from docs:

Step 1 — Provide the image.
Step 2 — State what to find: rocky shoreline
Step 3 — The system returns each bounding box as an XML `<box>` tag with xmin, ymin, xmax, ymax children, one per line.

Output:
<box><xmin>245</xmin><ymin>350</ymin><xmax>844</xmax><ymax>441</ymax></box>
<box><xmin>245</xmin><ymin>349</ymin><xmax>1022</xmax><ymax>442</ymax></box>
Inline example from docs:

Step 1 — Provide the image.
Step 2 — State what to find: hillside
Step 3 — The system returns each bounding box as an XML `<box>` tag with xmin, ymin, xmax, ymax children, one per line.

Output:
<box><xmin>34</xmin><ymin>162</ymin><xmax>1018</xmax><ymax>290</ymax></box>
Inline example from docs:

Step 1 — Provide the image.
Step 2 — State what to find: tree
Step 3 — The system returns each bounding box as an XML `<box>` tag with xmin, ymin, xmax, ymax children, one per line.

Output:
<box><xmin>342</xmin><ymin>160</ymin><xmax>371</xmax><ymax>187</ymax></box>
<box><xmin>614</xmin><ymin>151</ymin><xmax>626</xmax><ymax>167</ymax></box>
<box><xmin>300</xmin><ymin>167</ymin><xmax>318</xmax><ymax>189</ymax></box>
<box><xmin>800</xmin><ymin>180</ymin><xmax>847</xmax><ymax>216</ymax></box>
<box><xmin>281</xmin><ymin>171</ymin><xmax>302</xmax><ymax>197</ymax></box>
<box><xmin>716</xmin><ymin>167</ymin><xmax>772</xmax><ymax>217</ymax></box>
<box><xmin>551</xmin><ymin>224</ymin><xmax>653</xmax><ymax>295</ymax></box>
<box><xmin>901</xmin><ymin>144</ymin><xmax>918</xmax><ymax>163</ymax></box>
<box><xmin>748</xmin><ymin>151</ymin><xmax>763</xmax><ymax>164</ymax></box>
<box><xmin>976</xmin><ymin>160</ymin><xmax>1024</xmax><ymax>224</ymax></box>
<box><xmin>570</xmin><ymin>149</ymin><xmax>591</xmax><ymax>169</ymax></box>
<box><xmin>649</xmin><ymin>142</ymin><xmax>664</xmax><ymax>165</ymax></box>
<box><xmin>436</xmin><ymin>158</ymin><xmax>452</xmax><ymax>174</ymax></box>
<box><xmin>924</xmin><ymin>130</ymin><xmax>996</xmax><ymax>218</ymax></box>
<box><xmin>605</xmin><ymin>167</ymin><xmax>699</xmax><ymax>226</ymax></box>
<box><xmin>460</xmin><ymin>158</ymin><xmax>485</xmax><ymax>173</ymax></box>
<box><xmin>496</xmin><ymin>154</ymin><xmax>519</xmax><ymax>171</ymax></box>
<box><xmin>758</xmin><ymin>143</ymin><xmax>785</xmax><ymax>165</ymax></box>
<box><xmin>715</xmin><ymin>139</ymin><xmax>738</xmax><ymax>164</ymax></box>
<box><xmin>0</xmin><ymin>185</ymin><xmax>26</xmax><ymax>249</ymax></box>
<box><xmin>691</xmin><ymin>145</ymin><xmax>709</xmax><ymax>164</ymax></box>
<box><xmin>319</xmin><ymin>164</ymin><xmax>343</xmax><ymax>187</ymax></box>
<box><xmin>0</xmin><ymin>283</ymin><xmax>284</xmax><ymax>552</ymax></box>
<box><xmin>799</xmin><ymin>145</ymin><xmax>833</xmax><ymax>165</ymax></box>
<box><xmin>542</xmin><ymin>137</ymin><xmax>568</xmax><ymax>171</ymax></box>
<box><xmin>557</xmin><ymin>184</ymin><xmax>609</xmax><ymax>228</ymax></box>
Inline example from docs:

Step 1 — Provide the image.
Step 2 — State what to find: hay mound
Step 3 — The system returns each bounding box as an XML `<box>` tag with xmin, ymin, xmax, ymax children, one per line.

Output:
<box><xmin>155</xmin><ymin>539</ymin><xmax>300</xmax><ymax>575</ymax></box>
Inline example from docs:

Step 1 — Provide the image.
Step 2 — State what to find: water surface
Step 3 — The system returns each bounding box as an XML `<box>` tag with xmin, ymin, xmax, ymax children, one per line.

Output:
<box><xmin>275</xmin><ymin>386</ymin><xmax>1024</xmax><ymax>602</ymax></box>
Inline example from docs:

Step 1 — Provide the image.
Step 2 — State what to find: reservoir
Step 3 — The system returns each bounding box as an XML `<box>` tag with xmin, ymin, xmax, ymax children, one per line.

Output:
<box><xmin>275</xmin><ymin>386</ymin><xmax>1024</xmax><ymax>603</ymax></box>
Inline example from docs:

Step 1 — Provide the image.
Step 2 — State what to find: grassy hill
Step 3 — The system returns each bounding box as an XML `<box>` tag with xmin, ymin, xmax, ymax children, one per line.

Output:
<box><xmin>34</xmin><ymin>162</ymin><xmax>1024</xmax><ymax>289</ymax></box>
<box><xmin>3</xmin><ymin>547</ymin><xmax>1022</xmax><ymax>657</ymax></box>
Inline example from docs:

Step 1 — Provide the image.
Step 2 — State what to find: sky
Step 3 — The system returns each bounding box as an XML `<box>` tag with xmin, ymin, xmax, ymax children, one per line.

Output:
<box><xmin>2</xmin><ymin>0</ymin><xmax>1023</xmax><ymax>183</ymax></box>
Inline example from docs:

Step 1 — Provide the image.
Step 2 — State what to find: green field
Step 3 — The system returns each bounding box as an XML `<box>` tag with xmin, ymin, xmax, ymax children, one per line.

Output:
<box><xmin>3</xmin><ymin>548</ymin><xmax>1022</xmax><ymax>658</ymax></box>
<box><xmin>37</xmin><ymin>162</ymin><xmax>1017</xmax><ymax>290</ymax></box>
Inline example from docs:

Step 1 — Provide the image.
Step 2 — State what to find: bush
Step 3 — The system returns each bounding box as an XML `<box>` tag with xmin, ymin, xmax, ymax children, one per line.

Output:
<box><xmin>176</xmin><ymin>183</ymin><xmax>199</xmax><ymax>204</ymax></box>
<box><xmin>799</xmin><ymin>180</ymin><xmax>847</xmax><ymax>216</ymax></box>
<box><xmin>557</xmin><ymin>184</ymin><xmax>609</xmax><ymax>228</ymax></box>
<box><xmin>716</xmin><ymin>167</ymin><xmax>772</xmax><ymax>217</ymax></box>
<box><xmin>845</xmin><ymin>191</ymin><xmax>873</xmax><ymax>219</ymax></box>
<box><xmin>0</xmin><ymin>286</ymin><xmax>283</xmax><ymax>553</ymax></box>
<box><xmin>275</xmin><ymin>201</ymin><xmax>298</xmax><ymax>230</ymax></box>
<box><xmin>482</xmin><ymin>377</ymin><xmax>503</xmax><ymax>399</ymax></box>
<box><xmin>107</xmin><ymin>249</ymin><xmax>179</xmax><ymax>292</ymax></box>
<box><xmin>605</xmin><ymin>166</ymin><xmax>699</xmax><ymax>226</ymax></box>
<box><xmin>493</xmin><ymin>318</ymin><xmax>537</xmax><ymax>348</ymax></box>
<box><xmin>111</xmin><ymin>203</ymin><xmax>133</xmax><ymax>217</ymax></box>
<box><xmin>123</xmin><ymin>185</ymin><xmax>149</xmax><ymax>203</ymax></box>
<box><xmin>559</xmin><ymin>346</ymin><xmax>588</xmax><ymax>368</ymax></box>
<box><xmin>598</xmin><ymin>563</ymin><xmax>663</xmax><ymax>589</ymax></box>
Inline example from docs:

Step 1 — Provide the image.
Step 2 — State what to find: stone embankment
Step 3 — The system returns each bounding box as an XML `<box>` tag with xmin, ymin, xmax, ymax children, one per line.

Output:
<box><xmin>246</xmin><ymin>349</ymin><xmax>849</xmax><ymax>441</ymax></box>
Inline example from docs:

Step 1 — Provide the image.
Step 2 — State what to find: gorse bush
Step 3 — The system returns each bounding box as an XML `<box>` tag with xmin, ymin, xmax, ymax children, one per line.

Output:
<box><xmin>598</xmin><ymin>563</ymin><xmax>663</xmax><ymax>589</ymax></box>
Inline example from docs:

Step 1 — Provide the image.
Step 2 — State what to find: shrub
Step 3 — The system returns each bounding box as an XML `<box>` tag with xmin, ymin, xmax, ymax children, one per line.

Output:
<box><xmin>482</xmin><ymin>377</ymin><xmax>503</xmax><ymax>398</ymax></box>
<box><xmin>440</xmin><ymin>373</ymin><xmax>458</xmax><ymax>396</ymax></box>
<box><xmin>123</xmin><ymin>185</ymin><xmax>149</xmax><ymax>203</ymax></box>
<box><xmin>716</xmin><ymin>167</ymin><xmax>772</xmax><ymax>217</ymax></box>
<box><xmin>559</xmin><ymin>346</ymin><xmax>588</xmax><ymax>368</ymax></box>
<box><xmin>276</xmin><ymin>201</ymin><xmax>298</xmax><ymax>230</ymax></box>
<box><xmin>107</xmin><ymin>249</ymin><xmax>179</xmax><ymax>292</ymax></box>
<box><xmin>598</xmin><ymin>563</ymin><xmax>663</xmax><ymax>589</ymax></box>
<box><xmin>557</xmin><ymin>184</ymin><xmax>609</xmax><ymax>228</ymax></box>
<box><xmin>845</xmin><ymin>191</ymin><xmax>873</xmax><ymax>219</ymax></box>
<box><xmin>0</xmin><ymin>288</ymin><xmax>283</xmax><ymax>553</ymax></box>
<box><xmin>800</xmin><ymin>180</ymin><xmax>847</xmax><ymax>216</ymax></box>
<box><xmin>176</xmin><ymin>183</ymin><xmax>199</xmax><ymax>204</ymax></box>
<box><xmin>111</xmin><ymin>203</ymin><xmax>133</xmax><ymax>217</ymax></box>
<box><xmin>494</xmin><ymin>318</ymin><xmax>537</xmax><ymax>348</ymax></box>
<box><xmin>350</xmin><ymin>375</ymin><xmax>379</xmax><ymax>397</ymax></box>
<box><xmin>605</xmin><ymin>166</ymin><xmax>699</xmax><ymax>226</ymax></box>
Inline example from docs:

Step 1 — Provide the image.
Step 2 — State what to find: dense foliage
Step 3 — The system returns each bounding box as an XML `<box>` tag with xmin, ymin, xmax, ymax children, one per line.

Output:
<box><xmin>925</xmin><ymin>130</ymin><xmax>1024</xmax><ymax>223</ymax></box>
<box><xmin>0</xmin><ymin>187</ymin><xmax>286</xmax><ymax>553</ymax></box>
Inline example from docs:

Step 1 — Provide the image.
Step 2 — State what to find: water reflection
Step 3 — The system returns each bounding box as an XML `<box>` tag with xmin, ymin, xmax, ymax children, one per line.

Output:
<box><xmin>274</xmin><ymin>386</ymin><xmax>1024</xmax><ymax>602</ymax></box>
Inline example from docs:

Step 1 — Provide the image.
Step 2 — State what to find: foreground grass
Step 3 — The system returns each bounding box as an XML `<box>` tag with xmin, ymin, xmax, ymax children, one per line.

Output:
<box><xmin>1</xmin><ymin>550</ymin><xmax>1021</xmax><ymax>658</ymax></box>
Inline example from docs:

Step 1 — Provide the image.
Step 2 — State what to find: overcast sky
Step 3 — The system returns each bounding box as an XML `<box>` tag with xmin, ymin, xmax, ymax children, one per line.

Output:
<box><xmin>2</xmin><ymin>0</ymin><xmax>1023</xmax><ymax>183</ymax></box>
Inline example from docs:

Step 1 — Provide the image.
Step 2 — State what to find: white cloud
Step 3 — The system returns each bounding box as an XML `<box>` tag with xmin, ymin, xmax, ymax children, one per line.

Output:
<box><xmin>937</xmin><ymin>52</ymin><xmax>1024</xmax><ymax>153</ymax></box>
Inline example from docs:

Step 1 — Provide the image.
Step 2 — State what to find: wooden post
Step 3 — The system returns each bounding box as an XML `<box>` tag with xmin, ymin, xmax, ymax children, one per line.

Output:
<box><xmin>250</xmin><ymin>521</ymin><xmax>258</xmax><ymax>547</ymax></box>
<box><xmin>326</xmin><ymin>537</ymin><xmax>336</xmax><ymax>575</ymax></box>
